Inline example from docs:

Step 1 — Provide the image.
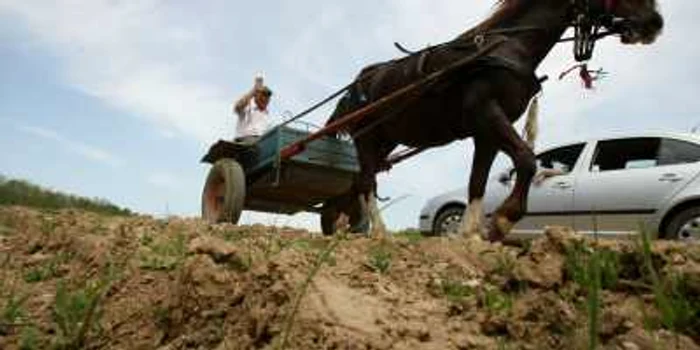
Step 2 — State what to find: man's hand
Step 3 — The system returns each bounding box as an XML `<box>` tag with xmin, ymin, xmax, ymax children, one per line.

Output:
<box><xmin>532</xmin><ymin>168</ymin><xmax>566</xmax><ymax>186</ymax></box>
<box><xmin>254</xmin><ymin>75</ymin><xmax>264</xmax><ymax>91</ymax></box>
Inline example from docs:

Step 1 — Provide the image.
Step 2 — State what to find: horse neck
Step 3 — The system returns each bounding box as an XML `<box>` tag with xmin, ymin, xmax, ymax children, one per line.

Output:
<box><xmin>478</xmin><ymin>1</ymin><xmax>572</xmax><ymax>68</ymax></box>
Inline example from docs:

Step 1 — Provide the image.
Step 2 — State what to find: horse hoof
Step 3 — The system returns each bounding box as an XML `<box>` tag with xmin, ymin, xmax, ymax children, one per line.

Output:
<box><xmin>371</xmin><ymin>230</ymin><xmax>386</xmax><ymax>240</ymax></box>
<box><xmin>487</xmin><ymin>216</ymin><xmax>513</xmax><ymax>242</ymax></box>
<box><xmin>462</xmin><ymin>231</ymin><xmax>483</xmax><ymax>241</ymax></box>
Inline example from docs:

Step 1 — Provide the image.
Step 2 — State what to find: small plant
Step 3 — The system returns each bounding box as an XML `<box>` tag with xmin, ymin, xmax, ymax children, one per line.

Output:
<box><xmin>139</xmin><ymin>232</ymin><xmax>187</xmax><ymax>271</ymax></box>
<box><xmin>481</xmin><ymin>288</ymin><xmax>513</xmax><ymax>315</ymax></box>
<box><xmin>597</xmin><ymin>249</ymin><xmax>620</xmax><ymax>289</ymax></box>
<box><xmin>40</xmin><ymin>218</ymin><xmax>57</xmax><ymax>235</ymax></box>
<box><xmin>563</xmin><ymin>240</ymin><xmax>621</xmax><ymax>349</ymax></box>
<box><xmin>24</xmin><ymin>252</ymin><xmax>74</xmax><ymax>283</ymax></box>
<box><xmin>52</xmin><ymin>278</ymin><xmax>110</xmax><ymax>350</ymax></box>
<box><xmin>20</xmin><ymin>325</ymin><xmax>40</xmax><ymax>350</ymax></box>
<box><xmin>24</xmin><ymin>268</ymin><xmax>48</xmax><ymax>283</ymax></box>
<box><xmin>290</xmin><ymin>238</ymin><xmax>312</xmax><ymax>251</ymax></box>
<box><xmin>52</xmin><ymin>263</ymin><xmax>115</xmax><ymax>350</ymax></box>
<box><xmin>139</xmin><ymin>233</ymin><xmax>154</xmax><ymax>247</ymax></box>
<box><xmin>220</xmin><ymin>229</ymin><xmax>248</xmax><ymax>242</ymax></box>
<box><xmin>367</xmin><ymin>244</ymin><xmax>392</xmax><ymax>274</ymax></box>
<box><xmin>564</xmin><ymin>241</ymin><xmax>619</xmax><ymax>290</ymax></box>
<box><xmin>24</xmin><ymin>259</ymin><xmax>61</xmax><ymax>283</ymax></box>
<box><xmin>440</xmin><ymin>278</ymin><xmax>475</xmax><ymax>303</ymax></box>
<box><xmin>0</xmin><ymin>292</ymin><xmax>28</xmax><ymax>334</ymax></box>
<box><xmin>586</xmin><ymin>250</ymin><xmax>602</xmax><ymax>350</ymax></box>
<box><xmin>494</xmin><ymin>251</ymin><xmax>517</xmax><ymax>278</ymax></box>
<box><xmin>261</xmin><ymin>232</ymin><xmax>293</xmax><ymax>260</ymax></box>
<box><xmin>638</xmin><ymin>229</ymin><xmax>700</xmax><ymax>343</ymax></box>
<box><xmin>152</xmin><ymin>305</ymin><xmax>170</xmax><ymax>330</ymax></box>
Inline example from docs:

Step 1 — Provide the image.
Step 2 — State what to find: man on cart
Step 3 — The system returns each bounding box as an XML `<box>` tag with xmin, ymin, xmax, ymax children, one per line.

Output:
<box><xmin>233</xmin><ymin>74</ymin><xmax>273</xmax><ymax>144</ymax></box>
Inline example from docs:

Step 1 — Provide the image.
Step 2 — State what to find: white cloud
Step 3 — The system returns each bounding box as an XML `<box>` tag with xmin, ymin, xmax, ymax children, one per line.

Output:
<box><xmin>146</xmin><ymin>172</ymin><xmax>180</xmax><ymax>191</ymax></box>
<box><xmin>0</xmin><ymin>0</ymin><xmax>232</xmax><ymax>146</ymax></box>
<box><xmin>17</xmin><ymin>124</ymin><xmax>123</xmax><ymax>167</ymax></box>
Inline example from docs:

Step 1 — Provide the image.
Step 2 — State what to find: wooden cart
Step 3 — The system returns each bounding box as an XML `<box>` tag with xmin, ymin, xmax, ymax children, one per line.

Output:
<box><xmin>200</xmin><ymin>125</ymin><xmax>363</xmax><ymax>234</ymax></box>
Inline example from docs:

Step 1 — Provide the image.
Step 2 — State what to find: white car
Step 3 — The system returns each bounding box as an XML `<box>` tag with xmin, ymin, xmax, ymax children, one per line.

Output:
<box><xmin>419</xmin><ymin>131</ymin><xmax>700</xmax><ymax>240</ymax></box>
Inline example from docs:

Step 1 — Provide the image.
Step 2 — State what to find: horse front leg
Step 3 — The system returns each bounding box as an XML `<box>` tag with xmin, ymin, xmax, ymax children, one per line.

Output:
<box><xmin>483</xmin><ymin>102</ymin><xmax>536</xmax><ymax>242</ymax></box>
<box><xmin>461</xmin><ymin>137</ymin><xmax>498</xmax><ymax>239</ymax></box>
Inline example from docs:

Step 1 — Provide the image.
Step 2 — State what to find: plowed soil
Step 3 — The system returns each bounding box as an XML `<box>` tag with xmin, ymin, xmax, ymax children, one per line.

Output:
<box><xmin>0</xmin><ymin>206</ymin><xmax>699</xmax><ymax>350</ymax></box>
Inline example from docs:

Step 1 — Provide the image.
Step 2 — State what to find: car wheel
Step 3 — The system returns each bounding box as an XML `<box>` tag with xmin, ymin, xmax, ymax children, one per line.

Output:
<box><xmin>433</xmin><ymin>206</ymin><xmax>465</xmax><ymax>236</ymax></box>
<box><xmin>665</xmin><ymin>207</ymin><xmax>700</xmax><ymax>241</ymax></box>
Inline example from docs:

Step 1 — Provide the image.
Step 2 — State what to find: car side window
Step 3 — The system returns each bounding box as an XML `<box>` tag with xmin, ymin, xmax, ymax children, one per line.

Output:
<box><xmin>535</xmin><ymin>143</ymin><xmax>586</xmax><ymax>173</ymax></box>
<box><xmin>658</xmin><ymin>138</ymin><xmax>700</xmax><ymax>166</ymax></box>
<box><xmin>591</xmin><ymin>137</ymin><xmax>661</xmax><ymax>172</ymax></box>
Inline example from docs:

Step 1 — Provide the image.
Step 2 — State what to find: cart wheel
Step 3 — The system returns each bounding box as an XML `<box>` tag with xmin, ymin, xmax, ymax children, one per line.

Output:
<box><xmin>202</xmin><ymin>159</ymin><xmax>246</xmax><ymax>224</ymax></box>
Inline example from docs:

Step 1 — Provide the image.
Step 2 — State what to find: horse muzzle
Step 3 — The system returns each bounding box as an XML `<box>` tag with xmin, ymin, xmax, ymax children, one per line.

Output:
<box><xmin>620</xmin><ymin>11</ymin><xmax>664</xmax><ymax>44</ymax></box>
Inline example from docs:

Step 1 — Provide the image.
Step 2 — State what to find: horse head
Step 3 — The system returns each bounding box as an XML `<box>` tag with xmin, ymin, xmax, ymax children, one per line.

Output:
<box><xmin>593</xmin><ymin>0</ymin><xmax>664</xmax><ymax>44</ymax></box>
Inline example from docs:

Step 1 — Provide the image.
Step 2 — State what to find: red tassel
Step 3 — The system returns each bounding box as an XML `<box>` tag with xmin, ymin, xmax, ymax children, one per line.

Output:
<box><xmin>579</xmin><ymin>64</ymin><xmax>594</xmax><ymax>89</ymax></box>
<box><xmin>559</xmin><ymin>63</ymin><xmax>596</xmax><ymax>90</ymax></box>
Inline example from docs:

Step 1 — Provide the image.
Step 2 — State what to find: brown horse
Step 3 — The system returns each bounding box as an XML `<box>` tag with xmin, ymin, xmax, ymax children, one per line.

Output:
<box><xmin>326</xmin><ymin>0</ymin><xmax>664</xmax><ymax>241</ymax></box>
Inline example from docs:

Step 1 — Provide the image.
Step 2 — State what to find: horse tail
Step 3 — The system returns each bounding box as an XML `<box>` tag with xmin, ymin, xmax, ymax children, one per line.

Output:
<box><xmin>326</xmin><ymin>64</ymin><xmax>385</xmax><ymax>139</ymax></box>
<box><xmin>325</xmin><ymin>83</ymin><xmax>367</xmax><ymax>139</ymax></box>
<box><xmin>325</xmin><ymin>94</ymin><xmax>352</xmax><ymax>139</ymax></box>
<box><xmin>522</xmin><ymin>95</ymin><xmax>539</xmax><ymax>150</ymax></box>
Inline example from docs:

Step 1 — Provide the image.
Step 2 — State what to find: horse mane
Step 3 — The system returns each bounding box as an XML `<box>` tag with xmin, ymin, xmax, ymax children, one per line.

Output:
<box><xmin>457</xmin><ymin>0</ymin><xmax>532</xmax><ymax>40</ymax></box>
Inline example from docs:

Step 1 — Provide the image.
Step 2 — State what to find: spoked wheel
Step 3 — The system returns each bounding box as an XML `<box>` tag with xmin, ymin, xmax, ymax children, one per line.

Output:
<box><xmin>201</xmin><ymin>159</ymin><xmax>246</xmax><ymax>224</ymax></box>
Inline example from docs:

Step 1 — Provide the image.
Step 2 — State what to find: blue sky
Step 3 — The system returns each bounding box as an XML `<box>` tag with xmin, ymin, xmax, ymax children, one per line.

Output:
<box><xmin>1</xmin><ymin>0</ymin><xmax>699</xmax><ymax>231</ymax></box>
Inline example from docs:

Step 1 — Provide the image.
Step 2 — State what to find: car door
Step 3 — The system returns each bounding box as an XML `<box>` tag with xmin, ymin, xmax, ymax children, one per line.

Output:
<box><xmin>484</xmin><ymin>143</ymin><xmax>587</xmax><ymax>237</ymax></box>
<box><xmin>573</xmin><ymin>137</ymin><xmax>700</xmax><ymax>236</ymax></box>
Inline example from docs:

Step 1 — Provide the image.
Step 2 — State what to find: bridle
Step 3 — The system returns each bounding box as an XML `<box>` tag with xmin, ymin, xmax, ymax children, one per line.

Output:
<box><xmin>571</xmin><ymin>0</ymin><xmax>624</xmax><ymax>61</ymax></box>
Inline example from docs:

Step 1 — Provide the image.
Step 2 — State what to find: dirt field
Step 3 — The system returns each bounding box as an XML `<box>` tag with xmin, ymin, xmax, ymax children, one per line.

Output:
<box><xmin>0</xmin><ymin>206</ymin><xmax>699</xmax><ymax>350</ymax></box>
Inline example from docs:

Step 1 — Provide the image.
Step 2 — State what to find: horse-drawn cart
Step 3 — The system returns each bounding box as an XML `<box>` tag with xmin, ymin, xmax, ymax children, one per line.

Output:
<box><xmin>200</xmin><ymin>125</ymin><xmax>363</xmax><ymax>234</ymax></box>
<box><xmin>200</xmin><ymin>39</ymin><xmax>508</xmax><ymax>235</ymax></box>
<box><xmin>201</xmin><ymin>0</ymin><xmax>663</xmax><ymax>240</ymax></box>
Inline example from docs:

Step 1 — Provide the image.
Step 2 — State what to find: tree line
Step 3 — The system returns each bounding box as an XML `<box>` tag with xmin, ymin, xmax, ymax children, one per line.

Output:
<box><xmin>0</xmin><ymin>175</ymin><xmax>133</xmax><ymax>216</ymax></box>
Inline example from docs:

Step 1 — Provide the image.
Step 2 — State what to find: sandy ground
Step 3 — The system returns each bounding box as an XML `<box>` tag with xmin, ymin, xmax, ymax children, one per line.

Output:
<box><xmin>0</xmin><ymin>206</ymin><xmax>699</xmax><ymax>350</ymax></box>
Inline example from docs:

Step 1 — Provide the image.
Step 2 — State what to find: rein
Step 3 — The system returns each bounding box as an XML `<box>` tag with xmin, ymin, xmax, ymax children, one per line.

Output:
<box><xmin>570</xmin><ymin>0</ymin><xmax>621</xmax><ymax>61</ymax></box>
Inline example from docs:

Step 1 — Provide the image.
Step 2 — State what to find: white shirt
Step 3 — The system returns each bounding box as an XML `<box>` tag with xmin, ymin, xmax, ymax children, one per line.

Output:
<box><xmin>235</xmin><ymin>100</ymin><xmax>268</xmax><ymax>138</ymax></box>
